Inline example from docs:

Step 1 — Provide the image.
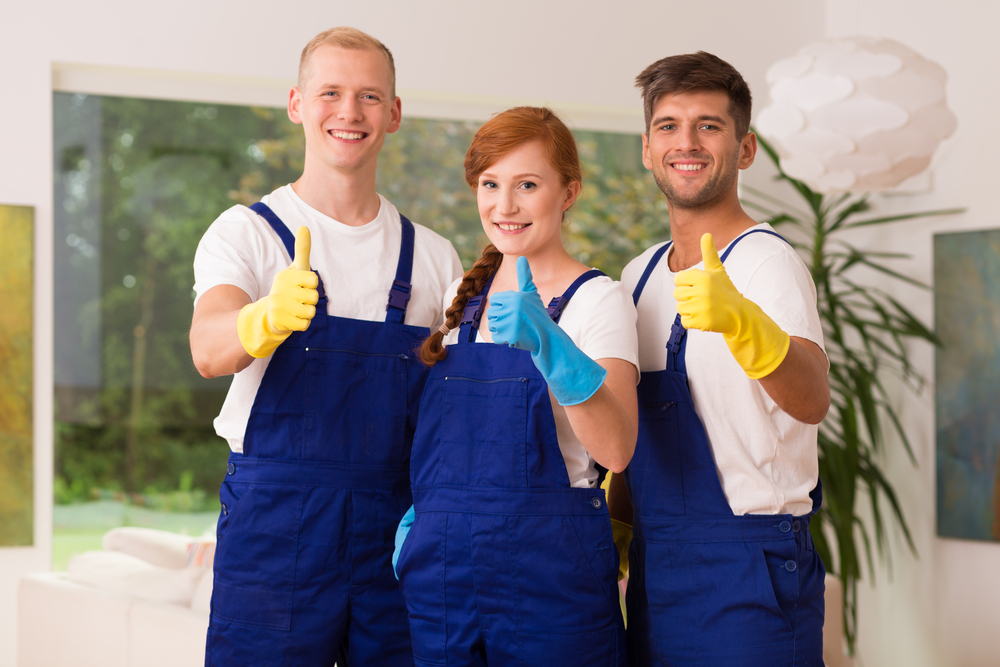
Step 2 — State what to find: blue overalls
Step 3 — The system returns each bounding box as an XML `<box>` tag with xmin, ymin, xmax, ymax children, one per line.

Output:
<box><xmin>625</xmin><ymin>230</ymin><xmax>825</xmax><ymax>666</ymax></box>
<box><xmin>206</xmin><ymin>203</ymin><xmax>429</xmax><ymax>666</ymax></box>
<box><xmin>396</xmin><ymin>271</ymin><xmax>627</xmax><ymax>667</ymax></box>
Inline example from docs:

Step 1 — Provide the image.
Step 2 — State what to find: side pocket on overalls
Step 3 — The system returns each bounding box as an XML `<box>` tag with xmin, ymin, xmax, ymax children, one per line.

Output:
<box><xmin>757</xmin><ymin>539</ymin><xmax>800</xmax><ymax>632</ymax></box>
<box><xmin>211</xmin><ymin>483</ymin><xmax>304</xmax><ymax>631</ymax></box>
<box><xmin>395</xmin><ymin>512</ymin><xmax>448</xmax><ymax>667</ymax></box>
<box><xmin>216</xmin><ymin>481</ymin><xmax>249</xmax><ymax>543</ymax></box>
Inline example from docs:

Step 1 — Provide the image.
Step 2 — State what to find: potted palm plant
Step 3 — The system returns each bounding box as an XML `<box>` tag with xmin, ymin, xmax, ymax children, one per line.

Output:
<box><xmin>741</xmin><ymin>132</ymin><xmax>963</xmax><ymax>652</ymax></box>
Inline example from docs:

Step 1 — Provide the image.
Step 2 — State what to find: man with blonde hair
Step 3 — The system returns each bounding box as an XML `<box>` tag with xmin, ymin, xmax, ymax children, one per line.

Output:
<box><xmin>191</xmin><ymin>26</ymin><xmax>462</xmax><ymax>666</ymax></box>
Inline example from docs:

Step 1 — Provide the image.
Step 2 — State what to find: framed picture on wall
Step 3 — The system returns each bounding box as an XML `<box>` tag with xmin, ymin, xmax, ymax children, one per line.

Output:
<box><xmin>0</xmin><ymin>203</ymin><xmax>33</xmax><ymax>547</ymax></box>
<box><xmin>934</xmin><ymin>228</ymin><xmax>1000</xmax><ymax>542</ymax></box>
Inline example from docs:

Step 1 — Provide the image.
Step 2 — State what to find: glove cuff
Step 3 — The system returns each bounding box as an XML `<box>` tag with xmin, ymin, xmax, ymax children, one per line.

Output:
<box><xmin>542</xmin><ymin>351</ymin><xmax>607</xmax><ymax>406</ymax></box>
<box><xmin>724</xmin><ymin>302</ymin><xmax>791</xmax><ymax>379</ymax></box>
<box><xmin>237</xmin><ymin>300</ymin><xmax>287</xmax><ymax>359</ymax></box>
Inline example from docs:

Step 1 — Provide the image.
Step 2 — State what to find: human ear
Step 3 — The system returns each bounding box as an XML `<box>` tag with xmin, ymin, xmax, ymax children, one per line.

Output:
<box><xmin>641</xmin><ymin>134</ymin><xmax>653</xmax><ymax>170</ymax></box>
<box><xmin>387</xmin><ymin>96</ymin><xmax>402</xmax><ymax>134</ymax></box>
<box><xmin>287</xmin><ymin>88</ymin><xmax>304</xmax><ymax>125</ymax></box>
<box><xmin>739</xmin><ymin>131</ymin><xmax>757</xmax><ymax>170</ymax></box>
<box><xmin>562</xmin><ymin>180</ymin><xmax>582</xmax><ymax>211</ymax></box>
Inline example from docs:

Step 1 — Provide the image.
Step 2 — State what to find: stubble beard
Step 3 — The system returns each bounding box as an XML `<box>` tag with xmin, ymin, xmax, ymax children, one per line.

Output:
<box><xmin>653</xmin><ymin>150</ymin><xmax>740</xmax><ymax>211</ymax></box>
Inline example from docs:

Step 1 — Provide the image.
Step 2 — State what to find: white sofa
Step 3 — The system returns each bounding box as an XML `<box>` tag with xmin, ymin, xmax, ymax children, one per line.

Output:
<box><xmin>18</xmin><ymin>528</ymin><xmax>213</xmax><ymax>667</ymax></box>
<box><xmin>19</xmin><ymin>527</ymin><xmax>852</xmax><ymax>667</ymax></box>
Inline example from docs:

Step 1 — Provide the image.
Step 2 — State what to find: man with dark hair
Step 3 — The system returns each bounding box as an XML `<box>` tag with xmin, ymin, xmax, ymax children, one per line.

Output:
<box><xmin>190</xmin><ymin>26</ymin><xmax>462</xmax><ymax>666</ymax></box>
<box><xmin>611</xmin><ymin>51</ymin><xmax>830</xmax><ymax>665</ymax></box>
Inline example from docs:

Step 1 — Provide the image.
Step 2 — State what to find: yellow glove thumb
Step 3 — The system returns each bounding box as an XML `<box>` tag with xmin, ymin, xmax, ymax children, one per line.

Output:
<box><xmin>674</xmin><ymin>232</ymin><xmax>790</xmax><ymax>379</ymax></box>
<box><xmin>237</xmin><ymin>226</ymin><xmax>319</xmax><ymax>358</ymax></box>
<box><xmin>700</xmin><ymin>232</ymin><xmax>724</xmax><ymax>272</ymax></box>
<box><xmin>293</xmin><ymin>226</ymin><xmax>311</xmax><ymax>271</ymax></box>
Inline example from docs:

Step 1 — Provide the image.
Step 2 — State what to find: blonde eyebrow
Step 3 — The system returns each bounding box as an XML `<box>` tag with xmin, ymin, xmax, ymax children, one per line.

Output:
<box><xmin>314</xmin><ymin>83</ymin><xmax>388</xmax><ymax>96</ymax></box>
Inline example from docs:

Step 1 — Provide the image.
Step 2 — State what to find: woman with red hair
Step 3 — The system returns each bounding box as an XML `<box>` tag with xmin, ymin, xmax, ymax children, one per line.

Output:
<box><xmin>394</xmin><ymin>107</ymin><xmax>638</xmax><ymax>666</ymax></box>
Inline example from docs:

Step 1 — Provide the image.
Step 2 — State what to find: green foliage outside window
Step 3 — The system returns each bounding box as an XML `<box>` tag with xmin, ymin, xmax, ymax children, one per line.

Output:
<box><xmin>53</xmin><ymin>93</ymin><xmax>669</xmax><ymax>514</ymax></box>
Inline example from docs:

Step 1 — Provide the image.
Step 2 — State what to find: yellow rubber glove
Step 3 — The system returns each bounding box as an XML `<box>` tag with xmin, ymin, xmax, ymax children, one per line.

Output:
<box><xmin>610</xmin><ymin>518</ymin><xmax>633</xmax><ymax>582</ymax></box>
<box><xmin>601</xmin><ymin>472</ymin><xmax>632</xmax><ymax>582</ymax></box>
<box><xmin>673</xmin><ymin>233</ymin><xmax>790</xmax><ymax>379</ymax></box>
<box><xmin>237</xmin><ymin>226</ymin><xmax>319</xmax><ymax>358</ymax></box>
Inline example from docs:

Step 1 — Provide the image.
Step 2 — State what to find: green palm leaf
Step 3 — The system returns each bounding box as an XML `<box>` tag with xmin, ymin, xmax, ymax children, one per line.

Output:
<box><xmin>745</xmin><ymin>128</ymin><xmax>963</xmax><ymax>654</ymax></box>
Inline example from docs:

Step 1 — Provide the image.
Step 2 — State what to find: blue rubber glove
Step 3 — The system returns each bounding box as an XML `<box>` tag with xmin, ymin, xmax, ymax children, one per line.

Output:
<box><xmin>487</xmin><ymin>256</ymin><xmax>607</xmax><ymax>406</ymax></box>
<box><xmin>392</xmin><ymin>505</ymin><xmax>414</xmax><ymax>580</ymax></box>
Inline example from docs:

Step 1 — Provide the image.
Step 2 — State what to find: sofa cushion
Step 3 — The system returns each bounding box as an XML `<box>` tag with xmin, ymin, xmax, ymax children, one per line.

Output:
<box><xmin>187</xmin><ymin>539</ymin><xmax>216</xmax><ymax>569</ymax></box>
<box><xmin>68</xmin><ymin>550</ymin><xmax>205</xmax><ymax>607</ymax></box>
<box><xmin>102</xmin><ymin>527</ymin><xmax>194</xmax><ymax>569</ymax></box>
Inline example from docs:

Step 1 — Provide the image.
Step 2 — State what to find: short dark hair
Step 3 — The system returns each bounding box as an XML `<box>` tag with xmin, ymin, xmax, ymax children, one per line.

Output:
<box><xmin>635</xmin><ymin>51</ymin><xmax>752</xmax><ymax>137</ymax></box>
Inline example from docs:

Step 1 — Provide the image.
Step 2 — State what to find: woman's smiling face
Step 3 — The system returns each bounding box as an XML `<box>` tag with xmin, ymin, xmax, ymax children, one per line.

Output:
<box><xmin>477</xmin><ymin>140</ymin><xmax>580</xmax><ymax>260</ymax></box>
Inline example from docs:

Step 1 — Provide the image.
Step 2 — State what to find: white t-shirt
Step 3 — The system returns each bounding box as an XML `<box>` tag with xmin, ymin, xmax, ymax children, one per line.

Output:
<box><xmin>621</xmin><ymin>224</ymin><xmax>826</xmax><ymax>516</ymax></box>
<box><xmin>193</xmin><ymin>185</ymin><xmax>464</xmax><ymax>452</ymax></box>
<box><xmin>441</xmin><ymin>274</ymin><xmax>639</xmax><ymax>488</ymax></box>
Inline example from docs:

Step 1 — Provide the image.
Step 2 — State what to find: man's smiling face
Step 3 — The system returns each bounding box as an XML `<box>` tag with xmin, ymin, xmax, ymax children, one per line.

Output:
<box><xmin>642</xmin><ymin>89</ymin><xmax>752</xmax><ymax>210</ymax></box>
<box><xmin>288</xmin><ymin>45</ymin><xmax>401</xmax><ymax>175</ymax></box>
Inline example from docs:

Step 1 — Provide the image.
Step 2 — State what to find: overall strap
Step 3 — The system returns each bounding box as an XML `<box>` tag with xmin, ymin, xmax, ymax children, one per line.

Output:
<box><xmin>456</xmin><ymin>268</ymin><xmax>607</xmax><ymax>344</ymax></box>
<box><xmin>385</xmin><ymin>215</ymin><xmax>416</xmax><ymax>324</ymax></box>
<box><xmin>632</xmin><ymin>242</ymin><xmax>671</xmax><ymax>306</ymax></box>
<box><xmin>719</xmin><ymin>228</ymin><xmax>786</xmax><ymax>262</ymax></box>
<box><xmin>664</xmin><ymin>228</ymin><xmax>789</xmax><ymax>373</ymax></box>
<box><xmin>457</xmin><ymin>274</ymin><xmax>496</xmax><ymax>344</ymax></box>
<box><xmin>249</xmin><ymin>202</ymin><xmax>327</xmax><ymax>304</ymax></box>
<box><xmin>548</xmin><ymin>269</ymin><xmax>606</xmax><ymax>322</ymax></box>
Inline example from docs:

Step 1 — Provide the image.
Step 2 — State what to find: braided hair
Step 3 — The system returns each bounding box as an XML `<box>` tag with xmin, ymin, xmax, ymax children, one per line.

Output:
<box><xmin>419</xmin><ymin>243</ymin><xmax>503</xmax><ymax>365</ymax></box>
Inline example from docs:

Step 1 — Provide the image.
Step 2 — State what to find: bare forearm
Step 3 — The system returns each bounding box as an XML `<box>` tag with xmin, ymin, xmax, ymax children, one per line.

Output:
<box><xmin>190</xmin><ymin>285</ymin><xmax>254</xmax><ymax>378</ymax></box>
<box><xmin>563</xmin><ymin>359</ymin><xmax>639</xmax><ymax>473</ymax></box>
<box><xmin>757</xmin><ymin>337</ymin><xmax>830</xmax><ymax>424</ymax></box>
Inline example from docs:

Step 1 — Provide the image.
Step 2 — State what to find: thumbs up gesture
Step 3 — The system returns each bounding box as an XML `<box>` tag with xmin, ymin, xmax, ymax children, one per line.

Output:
<box><xmin>673</xmin><ymin>233</ymin><xmax>790</xmax><ymax>379</ymax></box>
<box><xmin>487</xmin><ymin>256</ymin><xmax>607</xmax><ymax>406</ymax></box>
<box><xmin>673</xmin><ymin>233</ymin><xmax>742</xmax><ymax>336</ymax></box>
<box><xmin>487</xmin><ymin>256</ymin><xmax>547</xmax><ymax>353</ymax></box>
<box><xmin>237</xmin><ymin>225</ymin><xmax>320</xmax><ymax>358</ymax></box>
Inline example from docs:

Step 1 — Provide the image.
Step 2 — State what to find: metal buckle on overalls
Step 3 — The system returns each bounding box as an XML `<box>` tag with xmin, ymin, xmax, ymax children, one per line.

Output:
<box><xmin>460</xmin><ymin>295</ymin><xmax>486</xmax><ymax>342</ymax></box>
<box><xmin>546</xmin><ymin>296</ymin><xmax>565</xmax><ymax>320</ymax></box>
<box><xmin>386</xmin><ymin>279</ymin><xmax>412</xmax><ymax>312</ymax></box>
<box><xmin>666</xmin><ymin>319</ymin><xmax>686</xmax><ymax>356</ymax></box>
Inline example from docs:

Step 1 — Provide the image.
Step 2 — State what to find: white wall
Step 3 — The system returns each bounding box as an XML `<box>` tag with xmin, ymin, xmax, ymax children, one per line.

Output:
<box><xmin>37</xmin><ymin>2</ymin><xmax>1000</xmax><ymax>666</ymax></box>
<box><xmin>823</xmin><ymin>3</ymin><xmax>1000</xmax><ymax>666</ymax></box>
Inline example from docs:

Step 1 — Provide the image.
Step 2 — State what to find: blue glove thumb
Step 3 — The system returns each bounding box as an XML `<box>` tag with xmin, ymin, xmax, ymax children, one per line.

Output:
<box><xmin>487</xmin><ymin>255</ymin><xmax>607</xmax><ymax>406</ymax></box>
<box><xmin>392</xmin><ymin>505</ymin><xmax>415</xmax><ymax>580</ymax></box>
<box><xmin>517</xmin><ymin>256</ymin><xmax>538</xmax><ymax>294</ymax></box>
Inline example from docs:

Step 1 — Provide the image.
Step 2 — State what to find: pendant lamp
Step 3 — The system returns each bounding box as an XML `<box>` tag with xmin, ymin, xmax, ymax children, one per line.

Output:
<box><xmin>755</xmin><ymin>37</ymin><xmax>956</xmax><ymax>193</ymax></box>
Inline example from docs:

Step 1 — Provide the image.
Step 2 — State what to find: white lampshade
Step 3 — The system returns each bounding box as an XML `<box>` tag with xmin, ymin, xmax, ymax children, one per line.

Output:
<box><xmin>755</xmin><ymin>37</ymin><xmax>956</xmax><ymax>193</ymax></box>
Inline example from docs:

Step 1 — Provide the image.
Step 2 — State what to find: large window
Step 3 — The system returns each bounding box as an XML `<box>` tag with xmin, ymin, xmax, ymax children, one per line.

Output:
<box><xmin>52</xmin><ymin>92</ymin><xmax>669</xmax><ymax>568</ymax></box>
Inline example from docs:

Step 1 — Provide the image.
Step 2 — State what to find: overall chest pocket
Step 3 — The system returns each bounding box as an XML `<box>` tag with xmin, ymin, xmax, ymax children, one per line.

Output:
<box><xmin>436</xmin><ymin>375</ymin><xmax>529</xmax><ymax>488</ymax></box>
<box><xmin>303</xmin><ymin>347</ymin><xmax>409</xmax><ymax>464</ymax></box>
<box><xmin>628</xmin><ymin>401</ymin><xmax>688</xmax><ymax>514</ymax></box>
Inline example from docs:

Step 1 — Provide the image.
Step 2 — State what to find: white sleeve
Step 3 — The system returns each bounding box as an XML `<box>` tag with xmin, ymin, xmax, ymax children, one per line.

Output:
<box><xmin>563</xmin><ymin>279</ymin><xmax>639</xmax><ymax>369</ymax></box>
<box><xmin>742</xmin><ymin>249</ymin><xmax>827</xmax><ymax>357</ymax></box>
<box><xmin>430</xmin><ymin>246</ymin><xmax>464</xmax><ymax>331</ymax></box>
<box><xmin>448</xmin><ymin>247</ymin><xmax>464</xmax><ymax>286</ymax></box>
<box><xmin>192</xmin><ymin>206</ymin><xmax>268</xmax><ymax>305</ymax></box>
<box><xmin>441</xmin><ymin>278</ymin><xmax>463</xmax><ymax>347</ymax></box>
